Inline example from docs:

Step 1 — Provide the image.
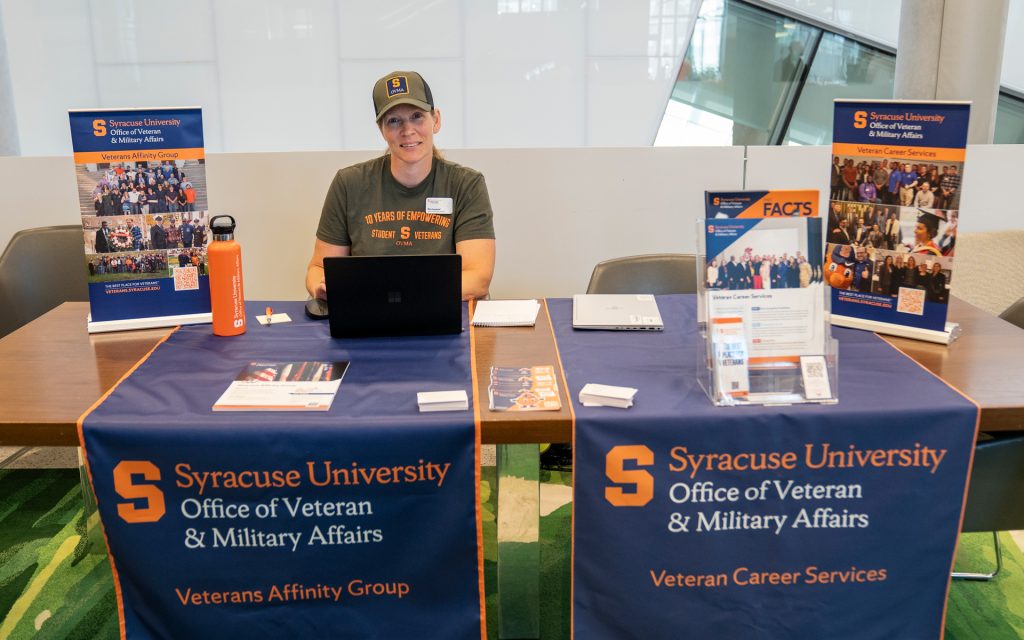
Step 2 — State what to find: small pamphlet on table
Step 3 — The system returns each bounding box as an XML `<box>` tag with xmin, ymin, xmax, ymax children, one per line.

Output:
<box><xmin>213</xmin><ymin>361</ymin><xmax>349</xmax><ymax>411</ymax></box>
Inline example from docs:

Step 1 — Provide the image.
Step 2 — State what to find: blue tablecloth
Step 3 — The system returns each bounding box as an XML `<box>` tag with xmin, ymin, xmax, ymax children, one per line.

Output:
<box><xmin>79</xmin><ymin>301</ymin><xmax>484</xmax><ymax>639</ymax></box>
<box><xmin>550</xmin><ymin>295</ymin><xmax>978</xmax><ymax>640</ymax></box>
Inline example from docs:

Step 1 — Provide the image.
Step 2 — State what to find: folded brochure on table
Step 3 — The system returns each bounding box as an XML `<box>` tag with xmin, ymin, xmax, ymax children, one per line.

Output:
<box><xmin>213</xmin><ymin>361</ymin><xmax>349</xmax><ymax>411</ymax></box>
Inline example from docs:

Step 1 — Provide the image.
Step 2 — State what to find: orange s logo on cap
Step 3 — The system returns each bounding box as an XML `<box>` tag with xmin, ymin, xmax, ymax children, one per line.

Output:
<box><xmin>387</xmin><ymin>76</ymin><xmax>409</xmax><ymax>98</ymax></box>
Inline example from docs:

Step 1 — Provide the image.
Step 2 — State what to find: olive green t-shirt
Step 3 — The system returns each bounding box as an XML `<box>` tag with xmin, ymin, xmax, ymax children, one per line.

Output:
<box><xmin>316</xmin><ymin>155</ymin><xmax>495</xmax><ymax>254</ymax></box>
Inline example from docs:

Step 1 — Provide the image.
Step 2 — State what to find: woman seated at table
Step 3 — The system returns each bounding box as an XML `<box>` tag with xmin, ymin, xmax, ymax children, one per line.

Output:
<box><xmin>305</xmin><ymin>71</ymin><xmax>496</xmax><ymax>301</ymax></box>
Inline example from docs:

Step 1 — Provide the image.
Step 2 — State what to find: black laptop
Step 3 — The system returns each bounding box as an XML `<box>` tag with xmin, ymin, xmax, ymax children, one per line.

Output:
<box><xmin>323</xmin><ymin>255</ymin><xmax>462</xmax><ymax>338</ymax></box>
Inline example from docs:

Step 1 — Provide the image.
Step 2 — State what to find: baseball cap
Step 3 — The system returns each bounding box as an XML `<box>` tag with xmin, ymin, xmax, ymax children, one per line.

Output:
<box><xmin>372</xmin><ymin>71</ymin><xmax>434</xmax><ymax>121</ymax></box>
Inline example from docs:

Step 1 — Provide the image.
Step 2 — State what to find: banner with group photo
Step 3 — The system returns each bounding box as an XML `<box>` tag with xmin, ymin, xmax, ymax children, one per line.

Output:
<box><xmin>69</xmin><ymin>107</ymin><xmax>212</xmax><ymax>332</ymax></box>
<box><xmin>826</xmin><ymin>100</ymin><xmax>969</xmax><ymax>338</ymax></box>
<box><xmin>549</xmin><ymin>295</ymin><xmax>978</xmax><ymax>639</ymax></box>
<box><xmin>78</xmin><ymin>301</ymin><xmax>485</xmax><ymax>639</ymax></box>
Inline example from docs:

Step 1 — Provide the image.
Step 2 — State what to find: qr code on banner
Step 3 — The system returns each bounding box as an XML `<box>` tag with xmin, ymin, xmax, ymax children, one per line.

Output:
<box><xmin>896</xmin><ymin>287</ymin><xmax>926</xmax><ymax>315</ymax></box>
<box><xmin>173</xmin><ymin>266</ymin><xmax>199</xmax><ymax>291</ymax></box>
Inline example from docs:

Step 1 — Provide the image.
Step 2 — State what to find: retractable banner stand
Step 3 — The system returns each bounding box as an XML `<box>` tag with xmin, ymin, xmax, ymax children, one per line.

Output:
<box><xmin>69</xmin><ymin>108</ymin><xmax>213</xmax><ymax>333</ymax></box>
<box><xmin>826</xmin><ymin>100</ymin><xmax>969</xmax><ymax>343</ymax></box>
<box><xmin>549</xmin><ymin>296</ymin><xmax>979</xmax><ymax>639</ymax></box>
<box><xmin>79</xmin><ymin>302</ymin><xmax>485</xmax><ymax>639</ymax></box>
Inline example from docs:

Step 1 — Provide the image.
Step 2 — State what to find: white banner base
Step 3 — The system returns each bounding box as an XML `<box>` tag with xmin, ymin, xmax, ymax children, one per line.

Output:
<box><xmin>87</xmin><ymin>312</ymin><xmax>212</xmax><ymax>334</ymax></box>
<box><xmin>831</xmin><ymin>315</ymin><xmax>961</xmax><ymax>345</ymax></box>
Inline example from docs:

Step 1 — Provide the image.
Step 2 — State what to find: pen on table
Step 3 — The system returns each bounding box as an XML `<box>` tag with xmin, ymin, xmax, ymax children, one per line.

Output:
<box><xmin>265</xmin><ymin>306</ymin><xmax>273</xmax><ymax>327</ymax></box>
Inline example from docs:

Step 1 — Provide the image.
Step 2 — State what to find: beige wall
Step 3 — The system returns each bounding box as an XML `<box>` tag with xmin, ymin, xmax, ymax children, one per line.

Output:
<box><xmin>1</xmin><ymin>145</ymin><xmax>1021</xmax><ymax>301</ymax></box>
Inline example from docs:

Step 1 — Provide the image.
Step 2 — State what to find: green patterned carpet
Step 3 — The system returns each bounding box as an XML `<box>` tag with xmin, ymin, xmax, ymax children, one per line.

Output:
<box><xmin>1</xmin><ymin>468</ymin><xmax>1020</xmax><ymax>639</ymax></box>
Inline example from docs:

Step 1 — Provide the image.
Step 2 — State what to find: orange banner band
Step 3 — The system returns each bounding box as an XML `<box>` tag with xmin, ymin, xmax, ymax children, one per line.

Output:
<box><xmin>74</xmin><ymin>147</ymin><xmax>205</xmax><ymax>164</ymax></box>
<box><xmin>832</xmin><ymin>142</ymin><xmax>964</xmax><ymax>163</ymax></box>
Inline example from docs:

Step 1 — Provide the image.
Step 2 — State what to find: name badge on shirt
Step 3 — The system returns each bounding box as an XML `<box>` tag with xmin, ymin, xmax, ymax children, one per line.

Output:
<box><xmin>426</xmin><ymin>197</ymin><xmax>453</xmax><ymax>214</ymax></box>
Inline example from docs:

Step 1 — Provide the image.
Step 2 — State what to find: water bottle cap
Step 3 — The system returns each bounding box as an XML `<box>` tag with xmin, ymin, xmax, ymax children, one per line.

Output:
<box><xmin>210</xmin><ymin>215</ymin><xmax>236</xmax><ymax>240</ymax></box>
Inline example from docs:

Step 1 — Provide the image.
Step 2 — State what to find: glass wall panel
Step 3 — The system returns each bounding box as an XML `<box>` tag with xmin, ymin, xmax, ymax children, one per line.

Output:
<box><xmin>994</xmin><ymin>93</ymin><xmax>1024</xmax><ymax>144</ymax></box>
<box><xmin>782</xmin><ymin>32</ymin><xmax>895</xmax><ymax>145</ymax></box>
<box><xmin>655</xmin><ymin>0</ymin><xmax>819</xmax><ymax>146</ymax></box>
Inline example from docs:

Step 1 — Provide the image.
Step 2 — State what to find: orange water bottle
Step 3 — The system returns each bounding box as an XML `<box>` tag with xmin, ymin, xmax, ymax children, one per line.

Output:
<box><xmin>208</xmin><ymin>215</ymin><xmax>246</xmax><ymax>336</ymax></box>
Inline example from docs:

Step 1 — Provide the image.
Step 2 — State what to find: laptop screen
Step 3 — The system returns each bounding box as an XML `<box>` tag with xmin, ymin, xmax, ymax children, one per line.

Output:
<box><xmin>323</xmin><ymin>254</ymin><xmax>462</xmax><ymax>338</ymax></box>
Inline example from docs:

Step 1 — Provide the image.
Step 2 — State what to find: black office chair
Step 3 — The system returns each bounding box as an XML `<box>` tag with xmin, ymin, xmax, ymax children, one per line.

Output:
<box><xmin>955</xmin><ymin>433</ymin><xmax>1024</xmax><ymax>580</ymax></box>
<box><xmin>0</xmin><ymin>225</ymin><xmax>89</xmax><ymax>339</ymax></box>
<box><xmin>0</xmin><ymin>225</ymin><xmax>89</xmax><ymax>470</ymax></box>
<box><xmin>586</xmin><ymin>254</ymin><xmax>699</xmax><ymax>294</ymax></box>
<box><xmin>999</xmin><ymin>296</ymin><xmax>1024</xmax><ymax>330</ymax></box>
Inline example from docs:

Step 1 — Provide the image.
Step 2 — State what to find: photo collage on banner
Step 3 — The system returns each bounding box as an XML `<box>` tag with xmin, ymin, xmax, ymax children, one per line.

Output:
<box><xmin>69</xmin><ymin>108</ymin><xmax>212</xmax><ymax>329</ymax></box>
<box><xmin>827</xmin><ymin>101</ymin><xmax>969</xmax><ymax>332</ymax></box>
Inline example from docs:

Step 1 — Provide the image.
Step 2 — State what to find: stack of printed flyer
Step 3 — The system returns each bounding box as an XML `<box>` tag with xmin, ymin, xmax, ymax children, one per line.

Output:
<box><xmin>213</xmin><ymin>361</ymin><xmax>349</xmax><ymax>411</ymax></box>
<box><xmin>488</xmin><ymin>366</ymin><xmax>562</xmax><ymax>411</ymax></box>
<box><xmin>701</xmin><ymin>190</ymin><xmax>832</xmax><ymax>405</ymax></box>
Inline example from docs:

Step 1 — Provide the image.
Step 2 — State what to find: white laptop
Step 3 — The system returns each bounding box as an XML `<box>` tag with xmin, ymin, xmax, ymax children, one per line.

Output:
<box><xmin>572</xmin><ymin>294</ymin><xmax>664</xmax><ymax>331</ymax></box>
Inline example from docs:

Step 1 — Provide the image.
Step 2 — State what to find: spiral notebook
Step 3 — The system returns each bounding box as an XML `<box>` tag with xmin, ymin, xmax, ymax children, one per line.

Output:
<box><xmin>471</xmin><ymin>299</ymin><xmax>541</xmax><ymax>327</ymax></box>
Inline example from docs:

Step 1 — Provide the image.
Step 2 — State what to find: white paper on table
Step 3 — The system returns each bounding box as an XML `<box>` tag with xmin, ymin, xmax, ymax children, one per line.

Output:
<box><xmin>471</xmin><ymin>300</ymin><xmax>541</xmax><ymax>326</ymax></box>
<box><xmin>256</xmin><ymin>312</ymin><xmax>292</xmax><ymax>326</ymax></box>
<box><xmin>579</xmin><ymin>383</ymin><xmax>638</xmax><ymax>408</ymax></box>
<box><xmin>417</xmin><ymin>389</ymin><xmax>469</xmax><ymax>412</ymax></box>
<box><xmin>214</xmin><ymin>379</ymin><xmax>341</xmax><ymax>411</ymax></box>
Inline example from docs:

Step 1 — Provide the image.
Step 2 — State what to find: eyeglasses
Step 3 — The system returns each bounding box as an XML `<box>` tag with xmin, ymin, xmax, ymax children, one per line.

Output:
<box><xmin>381</xmin><ymin>111</ymin><xmax>430</xmax><ymax>131</ymax></box>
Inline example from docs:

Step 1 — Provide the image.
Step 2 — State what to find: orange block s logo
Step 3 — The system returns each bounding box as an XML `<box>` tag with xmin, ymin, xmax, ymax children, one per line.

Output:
<box><xmin>605</xmin><ymin>445</ymin><xmax>654</xmax><ymax>507</ymax></box>
<box><xmin>853</xmin><ymin>111</ymin><xmax>867</xmax><ymax>129</ymax></box>
<box><xmin>93</xmin><ymin>119</ymin><xmax>107</xmax><ymax>137</ymax></box>
<box><xmin>113</xmin><ymin>460</ymin><xmax>166</xmax><ymax>523</ymax></box>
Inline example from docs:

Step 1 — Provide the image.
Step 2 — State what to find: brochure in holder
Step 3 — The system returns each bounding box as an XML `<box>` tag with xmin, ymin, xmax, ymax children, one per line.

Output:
<box><xmin>696</xmin><ymin>215</ymin><xmax>838</xmax><ymax>406</ymax></box>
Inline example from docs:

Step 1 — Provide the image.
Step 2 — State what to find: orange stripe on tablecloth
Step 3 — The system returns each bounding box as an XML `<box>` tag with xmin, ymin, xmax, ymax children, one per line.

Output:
<box><xmin>75</xmin><ymin>326</ymin><xmax>179</xmax><ymax>640</ymax></box>
<box><xmin>541</xmin><ymin>299</ymin><xmax>579</xmax><ymax>639</ymax></box>
<box><xmin>877</xmin><ymin>334</ymin><xmax>981</xmax><ymax>640</ymax></box>
<box><xmin>468</xmin><ymin>300</ymin><xmax>487</xmax><ymax>639</ymax></box>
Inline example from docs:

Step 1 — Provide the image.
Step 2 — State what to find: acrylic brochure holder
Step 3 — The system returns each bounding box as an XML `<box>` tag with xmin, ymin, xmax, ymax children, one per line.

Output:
<box><xmin>696</xmin><ymin>219</ymin><xmax>838</xmax><ymax>407</ymax></box>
